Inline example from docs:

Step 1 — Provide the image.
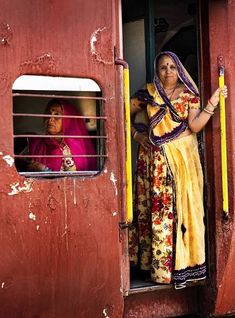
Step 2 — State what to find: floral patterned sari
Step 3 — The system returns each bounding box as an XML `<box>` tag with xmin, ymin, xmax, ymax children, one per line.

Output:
<box><xmin>129</xmin><ymin>51</ymin><xmax>206</xmax><ymax>289</ymax></box>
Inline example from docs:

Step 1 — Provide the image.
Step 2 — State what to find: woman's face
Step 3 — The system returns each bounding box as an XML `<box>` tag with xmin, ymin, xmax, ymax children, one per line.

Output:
<box><xmin>157</xmin><ymin>55</ymin><xmax>178</xmax><ymax>86</ymax></box>
<box><xmin>44</xmin><ymin>104</ymin><xmax>63</xmax><ymax>135</ymax></box>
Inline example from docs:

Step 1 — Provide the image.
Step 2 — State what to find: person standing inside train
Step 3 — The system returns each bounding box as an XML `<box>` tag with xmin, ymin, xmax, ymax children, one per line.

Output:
<box><xmin>129</xmin><ymin>51</ymin><xmax>228</xmax><ymax>289</ymax></box>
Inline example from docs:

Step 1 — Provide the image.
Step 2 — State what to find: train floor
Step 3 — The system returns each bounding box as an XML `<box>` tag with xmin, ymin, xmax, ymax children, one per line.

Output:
<box><xmin>130</xmin><ymin>267</ymin><xmax>154</xmax><ymax>289</ymax></box>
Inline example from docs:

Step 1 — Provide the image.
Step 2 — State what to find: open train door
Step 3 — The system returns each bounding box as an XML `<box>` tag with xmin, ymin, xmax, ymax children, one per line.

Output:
<box><xmin>0</xmin><ymin>1</ymin><xmax>127</xmax><ymax>317</ymax></box>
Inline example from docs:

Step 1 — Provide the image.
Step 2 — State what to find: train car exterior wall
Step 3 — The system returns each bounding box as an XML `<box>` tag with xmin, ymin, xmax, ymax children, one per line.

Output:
<box><xmin>0</xmin><ymin>0</ymin><xmax>235</xmax><ymax>317</ymax></box>
<box><xmin>0</xmin><ymin>1</ymin><xmax>126</xmax><ymax>317</ymax></box>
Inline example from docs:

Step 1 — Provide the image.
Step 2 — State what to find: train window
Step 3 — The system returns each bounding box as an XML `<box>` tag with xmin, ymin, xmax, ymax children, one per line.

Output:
<box><xmin>12</xmin><ymin>75</ymin><xmax>106</xmax><ymax>177</ymax></box>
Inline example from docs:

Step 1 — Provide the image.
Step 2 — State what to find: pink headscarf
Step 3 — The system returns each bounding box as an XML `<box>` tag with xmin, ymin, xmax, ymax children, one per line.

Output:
<box><xmin>29</xmin><ymin>99</ymin><xmax>96</xmax><ymax>171</ymax></box>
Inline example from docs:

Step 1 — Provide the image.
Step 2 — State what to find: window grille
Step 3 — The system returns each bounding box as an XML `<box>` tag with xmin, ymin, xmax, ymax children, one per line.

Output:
<box><xmin>12</xmin><ymin>76</ymin><xmax>107</xmax><ymax>177</ymax></box>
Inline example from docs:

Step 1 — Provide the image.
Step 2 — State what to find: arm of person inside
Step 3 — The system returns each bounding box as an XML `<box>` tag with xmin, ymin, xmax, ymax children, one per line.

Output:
<box><xmin>16</xmin><ymin>142</ymin><xmax>51</xmax><ymax>172</ymax></box>
<box><xmin>130</xmin><ymin>97</ymin><xmax>152</xmax><ymax>151</ymax></box>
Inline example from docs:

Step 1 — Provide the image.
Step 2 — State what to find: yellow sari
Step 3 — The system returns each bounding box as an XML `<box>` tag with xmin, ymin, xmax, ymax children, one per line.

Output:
<box><xmin>129</xmin><ymin>83</ymin><xmax>206</xmax><ymax>288</ymax></box>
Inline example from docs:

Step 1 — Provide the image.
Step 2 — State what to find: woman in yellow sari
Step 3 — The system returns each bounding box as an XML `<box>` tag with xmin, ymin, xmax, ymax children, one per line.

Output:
<box><xmin>129</xmin><ymin>51</ymin><xmax>228</xmax><ymax>289</ymax></box>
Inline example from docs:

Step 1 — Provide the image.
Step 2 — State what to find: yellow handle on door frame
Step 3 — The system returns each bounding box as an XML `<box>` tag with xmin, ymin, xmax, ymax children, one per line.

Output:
<box><xmin>115</xmin><ymin>59</ymin><xmax>133</xmax><ymax>224</ymax></box>
<box><xmin>218</xmin><ymin>56</ymin><xmax>229</xmax><ymax>217</ymax></box>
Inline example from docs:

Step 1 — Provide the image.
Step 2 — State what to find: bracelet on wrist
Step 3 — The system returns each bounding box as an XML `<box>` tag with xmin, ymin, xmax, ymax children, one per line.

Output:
<box><xmin>203</xmin><ymin>107</ymin><xmax>214</xmax><ymax>115</ymax></box>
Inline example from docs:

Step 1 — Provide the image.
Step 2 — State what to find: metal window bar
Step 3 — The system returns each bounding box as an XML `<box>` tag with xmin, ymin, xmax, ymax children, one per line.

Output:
<box><xmin>15</xmin><ymin>155</ymin><xmax>107</xmax><ymax>158</ymax></box>
<box><xmin>14</xmin><ymin>134</ymin><xmax>106</xmax><ymax>139</ymax></box>
<box><xmin>12</xmin><ymin>92</ymin><xmax>106</xmax><ymax>101</ymax></box>
<box><xmin>13</xmin><ymin>113</ymin><xmax>107</xmax><ymax>120</ymax></box>
<box><xmin>96</xmin><ymin>99</ymin><xmax>105</xmax><ymax>171</ymax></box>
<box><xmin>18</xmin><ymin>171</ymin><xmax>99</xmax><ymax>178</ymax></box>
<box><xmin>13</xmin><ymin>93</ymin><xmax>106</xmax><ymax>176</ymax></box>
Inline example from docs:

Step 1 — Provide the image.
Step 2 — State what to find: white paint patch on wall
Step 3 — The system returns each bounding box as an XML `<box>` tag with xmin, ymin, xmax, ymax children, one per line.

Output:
<box><xmin>2</xmin><ymin>155</ymin><xmax>14</xmax><ymax>167</ymax></box>
<box><xmin>28</xmin><ymin>212</ymin><xmax>36</xmax><ymax>221</ymax></box>
<box><xmin>8</xmin><ymin>179</ymin><xmax>33</xmax><ymax>196</ymax></box>
<box><xmin>110</xmin><ymin>172</ymin><xmax>118</xmax><ymax>196</ymax></box>
<box><xmin>90</xmin><ymin>27</ymin><xmax>106</xmax><ymax>55</ymax></box>
<box><xmin>102</xmin><ymin>308</ymin><xmax>110</xmax><ymax>318</ymax></box>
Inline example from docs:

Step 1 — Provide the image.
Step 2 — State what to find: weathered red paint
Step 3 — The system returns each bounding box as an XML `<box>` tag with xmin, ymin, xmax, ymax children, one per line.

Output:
<box><xmin>207</xmin><ymin>0</ymin><xmax>235</xmax><ymax>315</ymax></box>
<box><xmin>0</xmin><ymin>1</ymin><xmax>125</xmax><ymax>317</ymax></box>
<box><xmin>1</xmin><ymin>0</ymin><xmax>235</xmax><ymax>317</ymax></box>
<box><xmin>124</xmin><ymin>287</ymin><xmax>199</xmax><ymax>318</ymax></box>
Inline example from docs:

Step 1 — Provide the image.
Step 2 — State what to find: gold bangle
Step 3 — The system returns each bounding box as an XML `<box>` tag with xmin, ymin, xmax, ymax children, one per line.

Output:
<box><xmin>203</xmin><ymin>108</ymin><xmax>214</xmax><ymax>115</ymax></box>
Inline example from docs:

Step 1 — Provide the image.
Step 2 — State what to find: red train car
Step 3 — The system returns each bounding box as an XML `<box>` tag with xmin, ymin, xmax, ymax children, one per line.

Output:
<box><xmin>0</xmin><ymin>0</ymin><xmax>235</xmax><ymax>317</ymax></box>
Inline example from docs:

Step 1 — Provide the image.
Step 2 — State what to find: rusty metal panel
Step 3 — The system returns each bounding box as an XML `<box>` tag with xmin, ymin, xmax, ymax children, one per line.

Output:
<box><xmin>0</xmin><ymin>1</ymin><xmax>125</xmax><ymax>317</ymax></box>
<box><xmin>201</xmin><ymin>0</ymin><xmax>235</xmax><ymax>316</ymax></box>
<box><xmin>124</xmin><ymin>288</ymin><xmax>198</xmax><ymax>318</ymax></box>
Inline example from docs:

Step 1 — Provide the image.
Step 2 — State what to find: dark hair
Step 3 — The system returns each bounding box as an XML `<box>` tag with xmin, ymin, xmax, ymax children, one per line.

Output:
<box><xmin>46</xmin><ymin>98</ymin><xmax>63</xmax><ymax>109</ymax></box>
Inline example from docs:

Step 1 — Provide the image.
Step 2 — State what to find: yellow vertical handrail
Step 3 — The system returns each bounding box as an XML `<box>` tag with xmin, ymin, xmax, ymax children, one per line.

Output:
<box><xmin>115</xmin><ymin>59</ymin><xmax>133</xmax><ymax>224</ymax></box>
<box><xmin>218</xmin><ymin>56</ymin><xmax>229</xmax><ymax>217</ymax></box>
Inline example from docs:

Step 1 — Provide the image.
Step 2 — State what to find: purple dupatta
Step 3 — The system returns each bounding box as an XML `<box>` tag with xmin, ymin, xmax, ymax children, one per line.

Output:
<box><xmin>133</xmin><ymin>51</ymin><xmax>200</xmax><ymax>146</ymax></box>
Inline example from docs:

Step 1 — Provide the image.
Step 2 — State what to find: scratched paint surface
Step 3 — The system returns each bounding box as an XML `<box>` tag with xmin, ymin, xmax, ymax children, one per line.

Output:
<box><xmin>206</xmin><ymin>1</ymin><xmax>235</xmax><ymax>316</ymax></box>
<box><xmin>2</xmin><ymin>0</ymin><xmax>231</xmax><ymax>317</ymax></box>
<box><xmin>0</xmin><ymin>0</ymin><xmax>125</xmax><ymax>317</ymax></box>
<box><xmin>124</xmin><ymin>288</ymin><xmax>198</xmax><ymax>318</ymax></box>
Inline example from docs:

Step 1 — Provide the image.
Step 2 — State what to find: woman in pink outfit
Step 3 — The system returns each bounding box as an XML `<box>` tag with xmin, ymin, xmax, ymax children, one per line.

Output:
<box><xmin>27</xmin><ymin>98</ymin><xmax>96</xmax><ymax>172</ymax></box>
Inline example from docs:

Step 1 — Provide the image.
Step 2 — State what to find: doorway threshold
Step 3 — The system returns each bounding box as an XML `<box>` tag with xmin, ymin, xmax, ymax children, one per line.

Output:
<box><xmin>129</xmin><ymin>278</ymin><xmax>205</xmax><ymax>295</ymax></box>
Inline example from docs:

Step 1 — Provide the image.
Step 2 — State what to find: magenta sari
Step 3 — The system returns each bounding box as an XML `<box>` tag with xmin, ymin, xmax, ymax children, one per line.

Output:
<box><xmin>29</xmin><ymin>100</ymin><xmax>96</xmax><ymax>171</ymax></box>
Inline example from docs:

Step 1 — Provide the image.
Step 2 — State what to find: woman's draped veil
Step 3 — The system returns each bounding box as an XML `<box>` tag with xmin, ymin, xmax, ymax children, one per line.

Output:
<box><xmin>154</xmin><ymin>51</ymin><xmax>199</xmax><ymax>97</ymax></box>
<box><xmin>29</xmin><ymin>99</ymin><xmax>96</xmax><ymax>171</ymax></box>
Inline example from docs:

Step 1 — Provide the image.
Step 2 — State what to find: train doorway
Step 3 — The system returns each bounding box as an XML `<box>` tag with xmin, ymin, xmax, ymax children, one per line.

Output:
<box><xmin>122</xmin><ymin>0</ymin><xmax>204</xmax><ymax>293</ymax></box>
